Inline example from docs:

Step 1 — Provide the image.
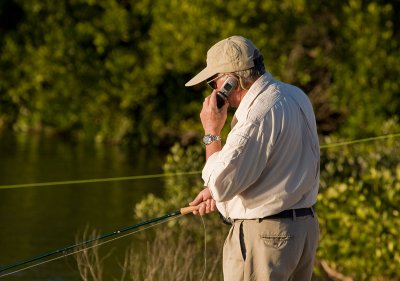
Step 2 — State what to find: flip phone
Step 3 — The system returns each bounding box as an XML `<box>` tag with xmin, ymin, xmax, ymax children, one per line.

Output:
<box><xmin>216</xmin><ymin>77</ymin><xmax>238</xmax><ymax>108</ymax></box>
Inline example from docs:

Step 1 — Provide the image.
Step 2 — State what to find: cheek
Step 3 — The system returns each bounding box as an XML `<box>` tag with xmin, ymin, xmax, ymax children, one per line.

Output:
<box><xmin>227</xmin><ymin>94</ymin><xmax>239</xmax><ymax>108</ymax></box>
<box><xmin>216</xmin><ymin>80</ymin><xmax>225</xmax><ymax>89</ymax></box>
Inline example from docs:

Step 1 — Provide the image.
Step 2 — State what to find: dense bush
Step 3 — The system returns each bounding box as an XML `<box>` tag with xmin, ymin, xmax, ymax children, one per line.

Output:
<box><xmin>134</xmin><ymin>123</ymin><xmax>400</xmax><ymax>280</ymax></box>
<box><xmin>317</xmin><ymin>120</ymin><xmax>400</xmax><ymax>280</ymax></box>
<box><xmin>1</xmin><ymin>0</ymin><xmax>399</xmax><ymax>143</ymax></box>
<box><xmin>134</xmin><ymin>143</ymin><xmax>226</xmax><ymax>281</ymax></box>
<box><xmin>74</xmin><ymin>125</ymin><xmax>400</xmax><ymax>280</ymax></box>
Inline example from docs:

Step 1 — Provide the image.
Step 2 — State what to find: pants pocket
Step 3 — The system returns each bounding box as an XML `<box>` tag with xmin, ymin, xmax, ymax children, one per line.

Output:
<box><xmin>260</xmin><ymin>234</ymin><xmax>292</xmax><ymax>249</ymax></box>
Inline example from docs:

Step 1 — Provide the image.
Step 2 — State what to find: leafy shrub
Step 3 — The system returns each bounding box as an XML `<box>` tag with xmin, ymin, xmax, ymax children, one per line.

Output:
<box><xmin>135</xmin><ymin>127</ymin><xmax>400</xmax><ymax>280</ymax></box>
<box><xmin>317</xmin><ymin>123</ymin><xmax>400</xmax><ymax>280</ymax></box>
<box><xmin>134</xmin><ymin>143</ymin><xmax>227</xmax><ymax>281</ymax></box>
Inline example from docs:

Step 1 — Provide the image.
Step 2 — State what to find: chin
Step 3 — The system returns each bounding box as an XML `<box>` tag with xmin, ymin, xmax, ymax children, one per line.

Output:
<box><xmin>229</xmin><ymin>102</ymin><xmax>239</xmax><ymax>108</ymax></box>
<box><xmin>227</xmin><ymin>99</ymin><xmax>238</xmax><ymax>108</ymax></box>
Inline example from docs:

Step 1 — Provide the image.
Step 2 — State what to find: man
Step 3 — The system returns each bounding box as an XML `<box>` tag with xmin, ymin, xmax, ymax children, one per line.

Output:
<box><xmin>185</xmin><ymin>35</ymin><xmax>320</xmax><ymax>281</ymax></box>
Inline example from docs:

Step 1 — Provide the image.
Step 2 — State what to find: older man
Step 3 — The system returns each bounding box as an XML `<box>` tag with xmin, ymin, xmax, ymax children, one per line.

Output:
<box><xmin>186</xmin><ymin>35</ymin><xmax>320</xmax><ymax>281</ymax></box>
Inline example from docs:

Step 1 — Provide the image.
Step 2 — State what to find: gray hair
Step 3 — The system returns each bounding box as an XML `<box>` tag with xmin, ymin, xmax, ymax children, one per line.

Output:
<box><xmin>233</xmin><ymin>49</ymin><xmax>265</xmax><ymax>89</ymax></box>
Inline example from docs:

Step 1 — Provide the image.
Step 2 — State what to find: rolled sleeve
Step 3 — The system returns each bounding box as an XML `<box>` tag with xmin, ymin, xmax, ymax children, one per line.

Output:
<box><xmin>202</xmin><ymin>121</ymin><xmax>268</xmax><ymax>202</ymax></box>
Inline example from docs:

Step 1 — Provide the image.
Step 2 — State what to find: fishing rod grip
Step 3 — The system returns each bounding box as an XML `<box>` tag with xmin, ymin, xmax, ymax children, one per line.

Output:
<box><xmin>180</xmin><ymin>205</ymin><xmax>201</xmax><ymax>215</ymax></box>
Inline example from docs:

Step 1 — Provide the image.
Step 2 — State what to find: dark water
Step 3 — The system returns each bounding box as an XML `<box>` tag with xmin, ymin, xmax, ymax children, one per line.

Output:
<box><xmin>0</xmin><ymin>133</ymin><xmax>167</xmax><ymax>280</ymax></box>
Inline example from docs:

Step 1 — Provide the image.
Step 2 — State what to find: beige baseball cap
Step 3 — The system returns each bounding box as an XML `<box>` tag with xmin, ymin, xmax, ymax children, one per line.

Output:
<box><xmin>185</xmin><ymin>35</ymin><xmax>259</xmax><ymax>87</ymax></box>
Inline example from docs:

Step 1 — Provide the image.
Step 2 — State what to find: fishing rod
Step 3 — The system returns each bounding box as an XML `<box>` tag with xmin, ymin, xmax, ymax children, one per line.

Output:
<box><xmin>0</xmin><ymin>205</ymin><xmax>200</xmax><ymax>275</ymax></box>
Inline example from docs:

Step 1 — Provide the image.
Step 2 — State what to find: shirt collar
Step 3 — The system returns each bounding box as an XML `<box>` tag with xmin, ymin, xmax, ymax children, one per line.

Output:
<box><xmin>234</xmin><ymin>72</ymin><xmax>273</xmax><ymax>122</ymax></box>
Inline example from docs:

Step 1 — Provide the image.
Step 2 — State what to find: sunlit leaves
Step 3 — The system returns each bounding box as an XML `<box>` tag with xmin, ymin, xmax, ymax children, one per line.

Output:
<box><xmin>0</xmin><ymin>0</ymin><xmax>399</xmax><ymax>144</ymax></box>
<box><xmin>317</xmin><ymin>125</ymin><xmax>400</xmax><ymax>279</ymax></box>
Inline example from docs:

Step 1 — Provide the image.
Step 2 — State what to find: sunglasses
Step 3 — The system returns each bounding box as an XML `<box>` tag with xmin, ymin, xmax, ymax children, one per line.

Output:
<box><xmin>206</xmin><ymin>74</ymin><xmax>226</xmax><ymax>89</ymax></box>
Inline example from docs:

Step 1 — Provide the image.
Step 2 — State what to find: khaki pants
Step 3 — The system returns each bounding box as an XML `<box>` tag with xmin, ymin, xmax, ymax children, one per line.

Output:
<box><xmin>223</xmin><ymin>215</ymin><xmax>319</xmax><ymax>281</ymax></box>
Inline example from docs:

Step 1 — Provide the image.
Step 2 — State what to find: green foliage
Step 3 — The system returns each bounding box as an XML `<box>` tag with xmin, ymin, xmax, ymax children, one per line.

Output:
<box><xmin>1</xmin><ymin>0</ymin><xmax>399</xmax><ymax>277</ymax></box>
<box><xmin>317</xmin><ymin>121</ymin><xmax>400</xmax><ymax>280</ymax></box>
<box><xmin>134</xmin><ymin>143</ymin><xmax>226</xmax><ymax>280</ymax></box>
<box><xmin>135</xmin><ymin>143</ymin><xmax>204</xmax><ymax>219</ymax></box>
<box><xmin>329</xmin><ymin>1</ymin><xmax>400</xmax><ymax>138</ymax></box>
<box><xmin>135</xmin><ymin>119</ymin><xmax>400</xmax><ymax>280</ymax></box>
<box><xmin>0</xmin><ymin>0</ymin><xmax>399</xmax><ymax>143</ymax></box>
<box><xmin>134</xmin><ymin>143</ymin><xmax>226</xmax><ymax>246</ymax></box>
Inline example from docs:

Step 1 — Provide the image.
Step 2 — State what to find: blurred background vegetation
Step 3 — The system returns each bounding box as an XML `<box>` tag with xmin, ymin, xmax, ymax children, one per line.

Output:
<box><xmin>1</xmin><ymin>0</ymin><xmax>399</xmax><ymax>280</ymax></box>
<box><xmin>1</xmin><ymin>0</ymin><xmax>399</xmax><ymax>144</ymax></box>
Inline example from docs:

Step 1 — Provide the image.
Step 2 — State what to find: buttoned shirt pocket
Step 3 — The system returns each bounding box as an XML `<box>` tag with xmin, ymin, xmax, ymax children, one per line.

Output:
<box><xmin>260</xmin><ymin>233</ymin><xmax>292</xmax><ymax>249</ymax></box>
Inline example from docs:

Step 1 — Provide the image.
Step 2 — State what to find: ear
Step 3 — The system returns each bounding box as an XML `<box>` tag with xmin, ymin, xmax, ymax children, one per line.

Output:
<box><xmin>236</xmin><ymin>76</ymin><xmax>249</xmax><ymax>91</ymax></box>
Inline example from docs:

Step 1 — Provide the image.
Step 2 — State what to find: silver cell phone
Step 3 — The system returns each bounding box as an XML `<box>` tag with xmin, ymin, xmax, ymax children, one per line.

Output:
<box><xmin>216</xmin><ymin>77</ymin><xmax>238</xmax><ymax>108</ymax></box>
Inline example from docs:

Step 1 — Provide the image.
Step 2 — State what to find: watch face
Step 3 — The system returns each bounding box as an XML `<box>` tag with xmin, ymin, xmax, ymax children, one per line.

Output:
<box><xmin>203</xmin><ymin>135</ymin><xmax>212</xmax><ymax>145</ymax></box>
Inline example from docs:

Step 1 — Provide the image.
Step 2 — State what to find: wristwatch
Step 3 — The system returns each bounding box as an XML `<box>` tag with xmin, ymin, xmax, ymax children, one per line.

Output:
<box><xmin>202</xmin><ymin>134</ymin><xmax>221</xmax><ymax>145</ymax></box>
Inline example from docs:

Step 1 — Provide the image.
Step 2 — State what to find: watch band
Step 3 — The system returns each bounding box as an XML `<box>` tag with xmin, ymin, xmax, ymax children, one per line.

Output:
<box><xmin>202</xmin><ymin>134</ymin><xmax>221</xmax><ymax>145</ymax></box>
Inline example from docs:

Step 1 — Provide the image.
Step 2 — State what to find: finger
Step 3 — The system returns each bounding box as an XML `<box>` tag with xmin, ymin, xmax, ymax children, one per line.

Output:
<box><xmin>206</xmin><ymin>199</ymin><xmax>216</xmax><ymax>213</ymax></box>
<box><xmin>203</xmin><ymin>95</ymin><xmax>211</xmax><ymax>106</ymax></box>
<box><xmin>209</xmin><ymin>90</ymin><xmax>218</xmax><ymax>108</ymax></box>
<box><xmin>189</xmin><ymin>192</ymin><xmax>203</xmax><ymax>206</ymax></box>
<box><xmin>197</xmin><ymin>205</ymin><xmax>202</xmax><ymax>215</ymax></box>
<box><xmin>205</xmin><ymin>200</ymin><xmax>211</xmax><ymax>213</ymax></box>
<box><xmin>222</xmin><ymin>99</ymin><xmax>229</xmax><ymax>111</ymax></box>
<box><xmin>210</xmin><ymin>199</ymin><xmax>216</xmax><ymax>212</ymax></box>
<box><xmin>199</xmin><ymin>203</ymin><xmax>206</xmax><ymax>215</ymax></box>
<box><xmin>192</xmin><ymin>203</ymin><xmax>205</xmax><ymax>215</ymax></box>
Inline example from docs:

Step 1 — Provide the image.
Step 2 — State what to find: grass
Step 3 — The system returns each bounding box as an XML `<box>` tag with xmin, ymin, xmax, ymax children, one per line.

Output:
<box><xmin>74</xmin><ymin>217</ymin><xmax>225</xmax><ymax>281</ymax></box>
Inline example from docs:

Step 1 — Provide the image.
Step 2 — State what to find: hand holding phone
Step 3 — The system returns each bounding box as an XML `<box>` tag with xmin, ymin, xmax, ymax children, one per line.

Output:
<box><xmin>216</xmin><ymin>77</ymin><xmax>238</xmax><ymax>108</ymax></box>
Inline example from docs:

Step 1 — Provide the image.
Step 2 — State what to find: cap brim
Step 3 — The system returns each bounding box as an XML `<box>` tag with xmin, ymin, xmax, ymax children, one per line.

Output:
<box><xmin>185</xmin><ymin>66</ymin><xmax>218</xmax><ymax>87</ymax></box>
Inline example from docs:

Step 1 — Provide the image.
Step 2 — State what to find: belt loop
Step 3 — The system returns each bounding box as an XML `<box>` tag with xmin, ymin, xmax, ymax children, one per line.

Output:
<box><xmin>310</xmin><ymin>207</ymin><xmax>315</xmax><ymax>218</ymax></box>
<box><xmin>257</xmin><ymin>218</ymin><xmax>262</xmax><ymax>223</ymax></box>
<box><xmin>292</xmin><ymin>209</ymin><xmax>297</xmax><ymax>221</ymax></box>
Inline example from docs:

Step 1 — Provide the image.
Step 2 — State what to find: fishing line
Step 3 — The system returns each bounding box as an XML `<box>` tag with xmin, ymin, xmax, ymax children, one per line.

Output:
<box><xmin>320</xmin><ymin>132</ymin><xmax>400</xmax><ymax>149</ymax></box>
<box><xmin>0</xmin><ymin>133</ymin><xmax>399</xmax><ymax>190</ymax></box>
<box><xmin>200</xmin><ymin>215</ymin><xmax>207</xmax><ymax>281</ymax></box>
<box><xmin>0</xmin><ymin>171</ymin><xmax>202</xmax><ymax>190</ymax></box>
<box><xmin>0</xmin><ymin>215</ymin><xmax>181</xmax><ymax>278</ymax></box>
<box><xmin>0</xmin><ymin>206</ymin><xmax>207</xmax><ymax>279</ymax></box>
<box><xmin>0</xmin><ymin>132</ymin><xmax>397</xmax><ymax>278</ymax></box>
